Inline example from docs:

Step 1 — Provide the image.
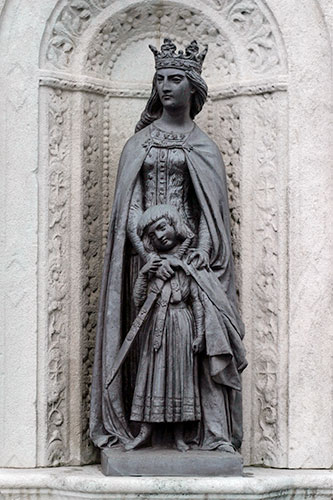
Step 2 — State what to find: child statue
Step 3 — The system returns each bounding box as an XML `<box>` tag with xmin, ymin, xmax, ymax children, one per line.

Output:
<box><xmin>127</xmin><ymin>204</ymin><xmax>204</xmax><ymax>452</ymax></box>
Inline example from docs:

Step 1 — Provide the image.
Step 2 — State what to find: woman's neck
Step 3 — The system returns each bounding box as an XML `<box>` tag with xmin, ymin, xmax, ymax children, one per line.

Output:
<box><xmin>155</xmin><ymin>108</ymin><xmax>193</xmax><ymax>133</ymax></box>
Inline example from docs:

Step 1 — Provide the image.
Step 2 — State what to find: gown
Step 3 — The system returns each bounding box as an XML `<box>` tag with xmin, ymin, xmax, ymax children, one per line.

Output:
<box><xmin>123</xmin><ymin>124</ymin><xmax>212</xmax><ymax>418</ymax></box>
<box><xmin>127</xmin><ymin>123</ymin><xmax>211</xmax><ymax>260</ymax></box>
<box><xmin>130</xmin><ymin>270</ymin><xmax>203</xmax><ymax>423</ymax></box>
<box><xmin>89</xmin><ymin>122</ymin><xmax>247</xmax><ymax>451</ymax></box>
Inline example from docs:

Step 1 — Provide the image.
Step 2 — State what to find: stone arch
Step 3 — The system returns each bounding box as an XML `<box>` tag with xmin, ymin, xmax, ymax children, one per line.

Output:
<box><xmin>41</xmin><ymin>0</ymin><xmax>286</xmax><ymax>78</ymax></box>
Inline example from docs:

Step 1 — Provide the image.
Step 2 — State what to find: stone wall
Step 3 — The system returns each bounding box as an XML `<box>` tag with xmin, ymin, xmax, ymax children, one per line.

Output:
<box><xmin>0</xmin><ymin>0</ymin><xmax>332</xmax><ymax>469</ymax></box>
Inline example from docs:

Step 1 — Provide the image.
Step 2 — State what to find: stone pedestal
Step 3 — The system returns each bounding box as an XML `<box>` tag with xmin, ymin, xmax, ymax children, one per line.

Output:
<box><xmin>101</xmin><ymin>449</ymin><xmax>243</xmax><ymax>477</ymax></box>
<box><xmin>0</xmin><ymin>466</ymin><xmax>332</xmax><ymax>499</ymax></box>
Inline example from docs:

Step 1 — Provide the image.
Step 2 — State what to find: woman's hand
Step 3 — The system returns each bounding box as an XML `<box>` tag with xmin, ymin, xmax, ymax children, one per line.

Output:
<box><xmin>141</xmin><ymin>254</ymin><xmax>162</xmax><ymax>275</ymax></box>
<box><xmin>192</xmin><ymin>335</ymin><xmax>205</xmax><ymax>353</ymax></box>
<box><xmin>187</xmin><ymin>249</ymin><xmax>210</xmax><ymax>270</ymax></box>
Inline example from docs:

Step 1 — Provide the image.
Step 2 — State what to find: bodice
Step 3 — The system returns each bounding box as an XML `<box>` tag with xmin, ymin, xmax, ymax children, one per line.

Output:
<box><xmin>141</xmin><ymin>125</ymin><xmax>197</xmax><ymax>229</ymax></box>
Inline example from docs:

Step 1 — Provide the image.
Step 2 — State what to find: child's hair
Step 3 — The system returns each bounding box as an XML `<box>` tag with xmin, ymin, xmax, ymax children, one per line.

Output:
<box><xmin>137</xmin><ymin>204</ymin><xmax>194</xmax><ymax>253</ymax></box>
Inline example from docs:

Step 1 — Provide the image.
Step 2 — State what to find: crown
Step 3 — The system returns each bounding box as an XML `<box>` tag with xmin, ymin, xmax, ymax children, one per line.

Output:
<box><xmin>149</xmin><ymin>38</ymin><xmax>208</xmax><ymax>74</ymax></box>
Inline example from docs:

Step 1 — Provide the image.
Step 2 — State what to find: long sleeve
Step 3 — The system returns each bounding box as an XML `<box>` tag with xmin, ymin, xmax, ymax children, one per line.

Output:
<box><xmin>127</xmin><ymin>175</ymin><xmax>147</xmax><ymax>261</ymax></box>
<box><xmin>190</xmin><ymin>280</ymin><xmax>205</xmax><ymax>339</ymax></box>
<box><xmin>133</xmin><ymin>271</ymin><xmax>149</xmax><ymax>308</ymax></box>
<box><xmin>197</xmin><ymin>212</ymin><xmax>212</xmax><ymax>256</ymax></box>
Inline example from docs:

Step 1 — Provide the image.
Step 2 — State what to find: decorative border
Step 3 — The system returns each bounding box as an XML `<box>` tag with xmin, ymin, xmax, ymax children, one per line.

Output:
<box><xmin>46</xmin><ymin>89</ymin><xmax>71</xmax><ymax>465</ymax></box>
<box><xmin>102</xmin><ymin>94</ymin><xmax>111</xmax><ymax>247</ymax></box>
<box><xmin>84</xmin><ymin>8</ymin><xmax>236</xmax><ymax>81</ymax></box>
<box><xmin>251</xmin><ymin>93</ymin><xmax>281</xmax><ymax>465</ymax></box>
<box><xmin>81</xmin><ymin>94</ymin><xmax>104</xmax><ymax>463</ymax></box>
<box><xmin>44</xmin><ymin>1</ymin><xmax>283</xmax><ymax>77</ymax></box>
<box><xmin>39</xmin><ymin>75</ymin><xmax>287</xmax><ymax>98</ymax></box>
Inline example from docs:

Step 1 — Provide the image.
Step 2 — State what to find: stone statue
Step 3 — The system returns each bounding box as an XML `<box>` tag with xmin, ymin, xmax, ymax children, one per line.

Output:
<box><xmin>90</xmin><ymin>39</ymin><xmax>247</xmax><ymax>470</ymax></box>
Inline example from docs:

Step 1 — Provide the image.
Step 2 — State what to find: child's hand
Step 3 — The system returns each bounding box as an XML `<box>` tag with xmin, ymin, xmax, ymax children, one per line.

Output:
<box><xmin>192</xmin><ymin>335</ymin><xmax>205</xmax><ymax>353</ymax></box>
<box><xmin>155</xmin><ymin>258</ymin><xmax>175</xmax><ymax>280</ymax></box>
<box><xmin>141</xmin><ymin>255</ymin><xmax>162</xmax><ymax>274</ymax></box>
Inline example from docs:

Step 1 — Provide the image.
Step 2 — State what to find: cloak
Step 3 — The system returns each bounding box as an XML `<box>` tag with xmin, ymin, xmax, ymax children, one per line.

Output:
<box><xmin>90</xmin><ymin>123</ymin><xmax>247</xmax><ymax>448</ymax></box>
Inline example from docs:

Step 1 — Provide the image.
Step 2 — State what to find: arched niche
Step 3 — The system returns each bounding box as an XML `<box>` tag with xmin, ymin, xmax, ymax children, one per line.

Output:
<box><xmin>38</xmin><ymin>0</ymin><xmax>290</xmax><ymax>467</ymax></box>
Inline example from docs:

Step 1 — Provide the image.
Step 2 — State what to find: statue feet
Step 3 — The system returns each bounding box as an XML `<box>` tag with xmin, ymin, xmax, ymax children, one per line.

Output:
<box><xmin>217</xmin><ymin>442</ymin><xmax>235</xmax><ymax>454</ymax></box>
<box><xmin>124</xmin><ymin>423</ymin><xmax>152</xmax><ymax>451</ymax></box>
<box><xmin>175</xmin><ymin>439</ymin><xmax>190</xmax><ymax>452</ymax></box>
<box><xmin>174</xmin><ymin>423</ymin><xmax>190</xmax><ymax>452</ymax></box>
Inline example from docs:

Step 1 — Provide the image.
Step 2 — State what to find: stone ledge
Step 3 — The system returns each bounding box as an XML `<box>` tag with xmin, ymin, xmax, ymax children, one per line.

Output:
<box><xmin>0</xmin><ymin>466</ymin><xmax>332</xmax><ymax>499</ymax></box>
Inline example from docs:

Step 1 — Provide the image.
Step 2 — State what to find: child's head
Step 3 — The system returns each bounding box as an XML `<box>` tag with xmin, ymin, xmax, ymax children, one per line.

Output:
<box><xmin>137</xmin><ymin>205</ymin><xmax>194</xmax><ymax>253</ymax></box>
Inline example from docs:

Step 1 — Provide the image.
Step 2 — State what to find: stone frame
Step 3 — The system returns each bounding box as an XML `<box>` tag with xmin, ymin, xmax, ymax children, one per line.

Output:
<box><xmin>0</xmin><ymin>0</ymin><xmax>332</xmax><ymax>469</ymax></box>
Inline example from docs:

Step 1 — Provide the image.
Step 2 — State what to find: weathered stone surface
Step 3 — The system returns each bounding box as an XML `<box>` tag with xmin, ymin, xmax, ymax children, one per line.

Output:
<box><xmin>101</xmin><ymin>449</ymin><xmax>243</xmax><ymax>477</ymax></box>
<box><xmin>0</xmin><ymin>466</ymin><xmax>332</xmax><ymax>499</ymax></box>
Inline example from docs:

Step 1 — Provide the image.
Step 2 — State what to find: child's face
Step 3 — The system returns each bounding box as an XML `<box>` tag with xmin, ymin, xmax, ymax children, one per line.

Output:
<box><xmin>147</xmin><ymin>217</ymin><xmax>177</xmax><ymax>251</ymax></box>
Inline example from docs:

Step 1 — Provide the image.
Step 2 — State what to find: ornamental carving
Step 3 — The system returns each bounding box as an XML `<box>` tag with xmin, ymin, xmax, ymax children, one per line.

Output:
<box><xmin>220</xmin><ymin>0</ymin><xmax>281</xmax><ymax>73</ymax></box>
<box><xmin>81</xmin><ymin>95</ymin><xmax>105</xmax><ymax>463</ymax></box>
<box><xmin>47</xmin><ymin>89</ymin><xmax>71</xmax><ymax>465</ymax></box>
<box><xmin>213</xmin><ymin>100</ymin><xmax>242</xmax><ymax>299</ymax></box>
<box><xmin>196</xmin><ymin>98</ymin><xmax>242</xmax><ymax>299</ymax></box>
<box><xmin>85</xmin><ymin>5</ymin><xmax>236</xmax><ymax>81</ymax></box>
<box><xmin>45</xmin><ymin>1</ymin><xmax>281</xmax><ymax>77</ymax></box>
<box><xmin>202</xmin><ymin>0</ymin><xmax>281</xmax><ymax>73</ymax></box>
<box><xmin>46</xmin><ymin>0</ymin><xmax>113</xmax><ymax>67</ymax></box>
<box><xmin>252</xmin><ymin>93</ymin><xmax>280</xmax><ymax>465</ymax></box>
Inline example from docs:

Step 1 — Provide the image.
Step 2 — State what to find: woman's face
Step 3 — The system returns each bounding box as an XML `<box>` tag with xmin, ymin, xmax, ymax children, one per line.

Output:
<box><xmin>156</xmin><ymin>68</ymin><xmax>193</xmax><ymax>110</ymax></box>
<box><xmin>147</xmin><ymin>217</ymin><xmax>177</xmax><ymax>251</ymax></box>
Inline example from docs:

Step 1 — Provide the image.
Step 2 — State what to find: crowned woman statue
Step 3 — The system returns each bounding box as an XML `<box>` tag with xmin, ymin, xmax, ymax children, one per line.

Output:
<box><xmin>90</xmin><ymin>39</ymin><xmax>247</xmax><ymax>455</ymax></box>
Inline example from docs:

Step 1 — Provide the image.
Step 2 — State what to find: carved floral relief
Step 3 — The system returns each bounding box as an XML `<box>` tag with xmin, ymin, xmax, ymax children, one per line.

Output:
<box><xmin>47</xmin><ymin>89</ymin><xmax>71</xmax><ymax>465</ymax></box>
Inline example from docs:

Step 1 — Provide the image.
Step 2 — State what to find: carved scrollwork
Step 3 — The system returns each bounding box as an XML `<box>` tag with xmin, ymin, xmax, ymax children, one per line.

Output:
<box><xmin>47</xmin><ymin>89</ymin><xmax>70</xmax><ymax>465</ymax></box>
<box><xmin>221</xmin><ymin>0</ymin><xmax>280</xmax><ymax>72</ymax></box>
<box><xmin>46</xmin><ymin>0</ymin><xmax>114</xmax><ymax>67</ymax></box>
<box><xmin>252</xmin><ymin>93</ymin><xmax>280</xmax><ymax>465</ymax></box>
<box><xmin>45</xmin><ymin>1</ymin><xmax>282</xmax><ymax>77</ymax></box>
<box><xmin>85</xmin><ymin>5</ymin><xmax>236</xmax><ymax>81</ymax></box>
<box><xmin>81</xmin><ymin>95</ymin><xmax>104</xmax><ymax>463</ymax></box>
<box><xmin>217</xmin><ymin>101</ymin><xmax>242</xmax><ymax>297</ymax></box>
<box><xmin>198</xmin><ymin>99</ymin><xmax>242</xmax><ymax>299</ymax></box>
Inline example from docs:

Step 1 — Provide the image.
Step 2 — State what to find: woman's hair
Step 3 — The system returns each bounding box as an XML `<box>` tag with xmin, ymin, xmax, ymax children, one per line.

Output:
<box><xmin>135</xmin><ymin>69</ymin><xmax>208</xmax><ymax>133</ymax></box>
<box><xmin>137</xmin><ymin>205</ymin><xmax>194</xmax><ymax>253</ymax></box>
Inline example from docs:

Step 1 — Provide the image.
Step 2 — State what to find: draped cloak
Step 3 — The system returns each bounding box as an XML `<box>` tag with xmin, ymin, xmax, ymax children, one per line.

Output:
<box><xmin>90</xmin><ymin>123</ymin><xmax>247</xmax><ymax>449</ymax></box>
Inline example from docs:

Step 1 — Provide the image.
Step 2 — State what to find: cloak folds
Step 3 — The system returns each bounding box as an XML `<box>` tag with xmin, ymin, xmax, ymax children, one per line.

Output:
<box><xmin>90</xmin><ymin>123</ymin><xmax>247</xmax><ymax>449</ymax></box>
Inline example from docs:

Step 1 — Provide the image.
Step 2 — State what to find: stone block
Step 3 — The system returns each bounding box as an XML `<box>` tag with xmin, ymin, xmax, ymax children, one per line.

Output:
<box><xmin>101</xmin><ymin>448</ymin><xmax>243</xmax><ymax>477</ymax></box>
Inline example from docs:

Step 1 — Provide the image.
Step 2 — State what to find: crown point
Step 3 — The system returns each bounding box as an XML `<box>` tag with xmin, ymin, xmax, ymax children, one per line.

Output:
<box><xmin>149</xmin><ymin>44</ymin><xmax>159</xmax><ymax>56</ymax></box>
<box><xmin>149</xmin><ymin>37</ymin><xmax>207</xmax><ymax>74</ymax></box>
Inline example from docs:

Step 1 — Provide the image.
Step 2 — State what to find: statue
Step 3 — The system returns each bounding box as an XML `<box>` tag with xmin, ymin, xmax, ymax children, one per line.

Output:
<box><xmin>90</xmin><ymin>38</ymin><xmax>247</xmax><ymax>473</ymax></box>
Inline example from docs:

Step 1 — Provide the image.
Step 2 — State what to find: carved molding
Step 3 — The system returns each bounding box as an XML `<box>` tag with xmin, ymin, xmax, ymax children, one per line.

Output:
<box><xmin>81</xmin><ymin>94</ymin><xmax>104</xmax><ymax>463</ymax></box>
<box><xmin>217</xmin><ymin>101</ymin><xmax>242</xmax><ymax>300</ymax></box>
<box><xmin>47</xmin><ymin>89</ymin><xmax>71</xmax><ymax>466</ymax></box>
<box><xmin>84</xmin><ymin>5</ymin><xmax>236</xmax><ymax>81</ymax></box>
<box><xmin>252</xmin><ymin>93</ymin><xmax>281</xmax><ymax>465</ymax></box>
<box><xmin>39</xmin><ymin>74</ymin><xmax>287</xmax><ymax>98</ymax></box>
<box><xmin>44</xmin><ymin>1</ymin><xmax>283</xmax><ymax>77</ymax></box>
<box><xmin>204</xmin><ymin>99</ymin><xmax>242</xmax><ymax>300</ymax></box>
<box><xmin>102</xmin><ymin>95</ymin><xmax>111</xmax><ymax>246</ymax></box>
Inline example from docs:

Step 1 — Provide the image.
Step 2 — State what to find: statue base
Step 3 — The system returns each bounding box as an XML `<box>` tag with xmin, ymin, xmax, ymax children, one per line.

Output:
<box><xmin>101</xmin><ymin>448</ymin><xmax>243</xmax><ymax>476</ymax></box>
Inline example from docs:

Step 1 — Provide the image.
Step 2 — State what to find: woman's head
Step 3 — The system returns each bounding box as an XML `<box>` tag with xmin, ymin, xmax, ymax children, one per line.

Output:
<box><xmin>135</xmin><ymin>39</ymin><xmax>208</xmax><ymax>132</ymax></box>
<box><xmin>137</xmin><ymin>205</ymin><xmax>194</xmax><ymax>253</ymax></box>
